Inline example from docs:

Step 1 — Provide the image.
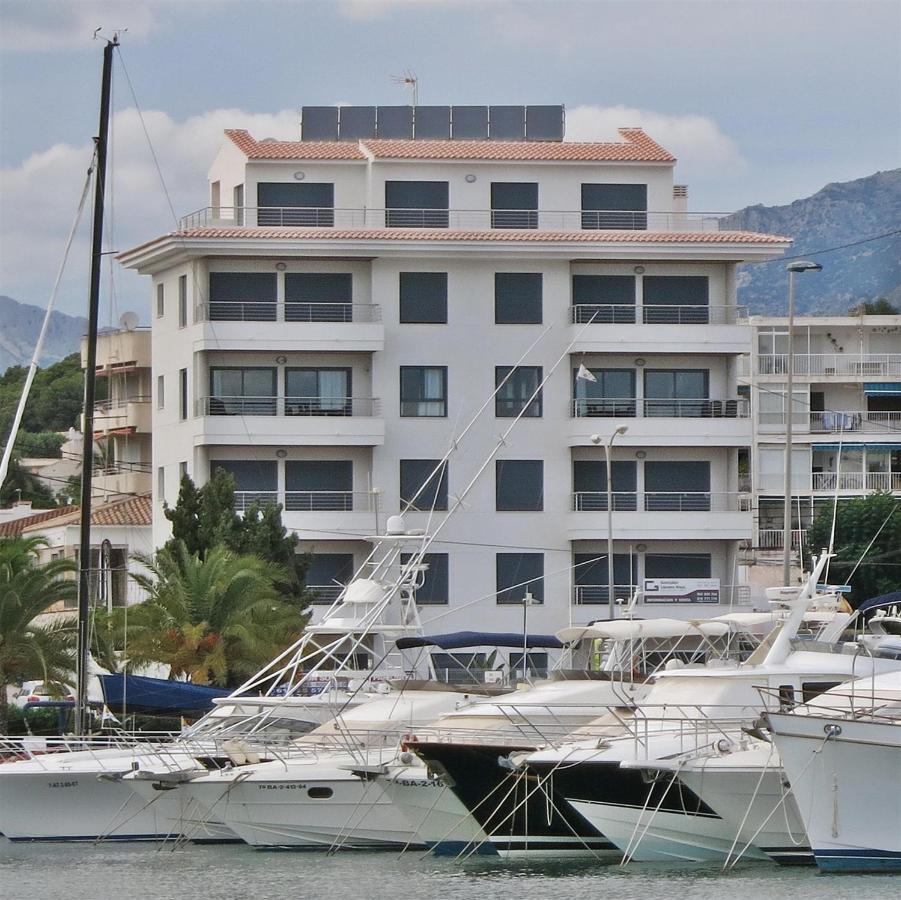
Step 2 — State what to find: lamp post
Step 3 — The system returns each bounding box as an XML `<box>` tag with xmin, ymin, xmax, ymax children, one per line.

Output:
<box><xmin>782</xmin><ymin>261</ymin><xmax>822</xmax><ymax>585</ymax></box>
<box><xmin>592</xmin><ymin>425</ymin><xmax>629</xmax><ymax>618</ymax></box>
<box><xmin>521</xmin><ymin>590</ymin><xmax>537</xmax><ymax>681</ymax></box>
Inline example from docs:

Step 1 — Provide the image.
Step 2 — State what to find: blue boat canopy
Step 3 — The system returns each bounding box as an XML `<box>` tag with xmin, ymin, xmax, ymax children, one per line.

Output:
<box><xmin>857</xmin><ymin>591</ymin><xmax>901</xmax><ymax>614</ymax></box>
<box><xmin>98</xmin><ymin>673</ymin><xmax>234</xmax><ymax>715</ymax></box>
<box><xmin>395</xmin><ymin>631</ymin><xmax>563</xmax><ymax>651</ymax></box>
<box><xmin>863</xmin><ymin>382</ymin><xmax>901</xmax><ymax>396</ymax></box>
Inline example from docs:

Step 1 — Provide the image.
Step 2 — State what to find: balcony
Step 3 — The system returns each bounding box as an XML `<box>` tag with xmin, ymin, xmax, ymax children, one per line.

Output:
<box><xmin>757</xmin><ymin>529</ymin><xmax>808</xmax><ymax>550</ymax></box>
<box><xmin>196</xmin><ymin>396</ymin><xmax>384</xmax><ymax>446</ymax></box>
<box><xmin>180</xmin><ymin>206</ymin><xmax>731</xmax><ymax>233</ymax></box>
<box><xmin>811</xmin><ymin>472</ymin><xmax>901</xmax><ymax>493</ymax></box>
<box><xmin>758</xmin><ymin>353</ymin><xmax>901</xmax><ymax>378</ymax></box>
<box><xmin>234</xmin><ymin>490</ymin><xmax>379</xmax><ymax>539</ymax></box>
<box><xmin>572</xmin><ymin>492</ymin><xmax>751</xmax><ymax>513</ymax></box>
<box><xmin>92</xmin><ymin>464</ymin><xmax>152</xmax><ymax>499</ymax></box>
<box><xmin>571</xmin><ymin>304</ymin><xmax>746</xmax><ymax>326</ymax></box>
<box><xmin>810</xmin><ymin>410</ymin><xmax>901</xmax><ymax>434</ymax></box>
<box><xmin>92</xmin><ymin>397</ymin><xmax>152</xmax><ymax>435</ymax></box>
<box><xmin>572</xmin><ymin>398</ymin><xmax>749</xmax><ymax>418</ymax></box>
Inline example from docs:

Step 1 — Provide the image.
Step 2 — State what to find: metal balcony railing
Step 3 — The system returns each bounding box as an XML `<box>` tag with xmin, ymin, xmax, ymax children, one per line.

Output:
<box><xmin>811</xmin><ymin>472</ymin><xmax>901</xmax><ymax>492</ymax></box>
<box><xmin>570</xmin><ymin>303</ymin><xmax>747</xmax><ymax>325</ymax></box>
<box><xmin>233</xmin><ymin>490</ymin><xmax>376</xmax><ymax>513</ymax></box>
<box><xmin>195</xmin><ymin>301</ymin><xmax>381</xmax><ymax>324</ymax></box>
<box><xmin>757</xmin><ymin>353</ymin><xmax>901</xmax><ymax>377</ymax></box>
<box><xmin>94</xmin><ymin>395</ymin><xmax>151</xmax><ymax>412</ymax></box>
<box><xmin>572</xmin><ymin>492</ymin><xmax>749</xmax><ymax>512</ymax></box>
<box><xmin>179</xmin><ymin>206</ymin><xmax>732</xmax><ymax>233</ymax></box>
<box><xmin>809</xmin><ymin>410</ymin><xmax>901</xmax><ymax>433</ymax></box>
<box><xmin>197</xmin><ymin>396</ymin><xmax>380</xmax><ymax>417</ymax></box>
<box><xmin>572</xmin><ymin>397</ymin><xmax>748</xmax><ymax>418</ymax></box>
<box><xmin>757</xmin><ymin>528</ymin><xmax>808</xmax><ymax>550</ymax></box>
<box><xmin>572</xmin><ymin>492</ymin><xmax>639</xmax><ymax>512</ymax></box>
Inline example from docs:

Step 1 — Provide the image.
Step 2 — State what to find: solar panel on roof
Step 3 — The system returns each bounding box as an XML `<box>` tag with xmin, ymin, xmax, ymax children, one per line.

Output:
<box><xmin>338</xmin><ymin>106</ymin><xmax>376</xmax><ymax>140</ymax></box>
<box><xmin>451</xmin><ymin>106</ymin><xmax>488</xmax><ymax>140</ymax></box>
<box><xmin>377</xmin><ymin>106</ymin><xmax>414</xmax><ymax>139</ymax></box>
<box><xmin>526</xmin><ymin>105</ymin><xmax>565</xmax><ymax>141</ymax></box>
<box><xmin>301</xmin><ymin>107</ymin><xmax>339</xmax><ymax>141</ymax></box>
<box><xmin>488</xmin><ymin>106</ymin><xmax>525</xmax><ymax>140</ymax></box>
<box><xmin>414</xmin><ymin>106</ymin><xmax>451</xmax><ymax>139</ymax></box>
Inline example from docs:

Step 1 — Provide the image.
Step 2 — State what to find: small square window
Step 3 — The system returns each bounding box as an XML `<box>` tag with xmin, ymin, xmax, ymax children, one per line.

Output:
<box><xmin>399</xmin><ymin>272</ymin><xmax>448</xmax><ymax>324</ymax></box>
<box><xmin>400</xmin><ymin>459</ymin><xmax>448</xmax><ymax>511</ymax></box>
<box><xmin>401</xmin><ymin>552</ymin><xmax>449</xmax><ymax>605</ymax></box>
<box><xmin>496</xmin><ymin>460</ymin><xmax>543</xmax><ymax>511</ymax></box>
<box><xmin>495</xmin><ymin>366</ymin><xmax>542</xmax><ymax>417</ymax></box>
<box><xmin>495</xmin><ymin>273</ymin><xmax>542</xmax><ymax>324</ymax></box>
<box><xmin>496</xmin><ymin>552</ymin><xmax>544</xmax><ymax>604</ymax></box>
<box><xmin>400</xmin><ymin>366</ymin><xmax>447</xmax><ymax>417</ymax></box>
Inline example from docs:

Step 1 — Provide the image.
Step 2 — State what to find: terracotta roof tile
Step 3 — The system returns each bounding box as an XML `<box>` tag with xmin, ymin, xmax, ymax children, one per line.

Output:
<box><xmin>225</xmin><ymin>129</ymin><xmax>365</xmax><ymax>160</ymax></box>
<box><xmin>0</xmin><ymin>506</ymin><xmax>78</xmax><ymax>538</ymax></box>
<box><xmin>20</xmin><ymin>494</ymin><xmax>152</xmax><ymax>532</ymax></box>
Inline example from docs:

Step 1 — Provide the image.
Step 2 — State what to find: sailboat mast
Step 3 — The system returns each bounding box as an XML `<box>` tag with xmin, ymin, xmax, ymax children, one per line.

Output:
<box><xmin>75</xmin><ymin>36</ymin><xmax>117</xmax><ymax>737</ymax></box>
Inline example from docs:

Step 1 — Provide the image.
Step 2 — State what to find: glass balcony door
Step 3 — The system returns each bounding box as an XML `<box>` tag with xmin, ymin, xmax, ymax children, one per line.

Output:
<box><xmin>209</xmin><ymin>367</ymin><xmax>277</xmax><ymax>415</ymax></box>
<box><xmin>285</xmin><ymin>368</ymin><xmax>351</xmax><ymax>416</ymax></box>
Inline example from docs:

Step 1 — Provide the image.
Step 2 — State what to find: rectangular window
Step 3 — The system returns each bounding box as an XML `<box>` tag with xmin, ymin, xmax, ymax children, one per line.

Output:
<box><xmin>495</xmin><ymin>366</ymin><xmax>542</xmax><ymax>417</ymax></box>
<box><xmin>573</xmin><ymin>552</ymin><xmax>638</xmax><ymax>605</ymax></box>
<box><xmin>642</xmin><ymin>276</ymin><xmax>709</xmax><ymax>324</ymax></box>
<box><xmin>208</xmin><ymin>367</ymin><xmax>277</xmax><ymax>416</ymax></box>
<box><xmin>645</xmin><ymin>460</ymin><xmax>711</xmax><ymax>511</ymax></box>
<box><xmin>385</xmin><ymin>181</ymin><xmax>449</xmax><ymax>227</ymax></box>
<box><xmin>209</xmin><ymin>272</ymin><xmax>278</xmax><ymax>322</ymax></box>
<box><xmin>306</xmin><ymin>553</ymin><xmax>355</xmax><ymax>604</ymax></box>
<box><xmin>157</xmin><ymin>466</ymin><xmax>165</xmax><ymax>499</ymax></box>
<box><xmin>233</xmin><ymin>184</ymin><xmax>244</xmax><ymax>225</ymax></box>
<box><xmin>581</xmin><ymin>183</ymin><xmax>648</xmax><ymax>230</ymax></box>
<box><xmin>399</xmin><ymin>272</ymin><xmax>448</xmax><ymax>324</ymax></box>
<box><xmin>179</xmin><ymin>461</ymin><xmax>188</xmax><ymax>480</ymax></box>
<box><xmin>284</xmin><ymin>273</ymin><xmax>353</xmax><ymax>322</ymax></box>
<box><xmin>573</xmin><ymin>368</ymin><xmax>636</xmax><ymax>417</ymax></box>
<box><xmin>508</xmin><ymin>651</ymin><xmax>548</xmax><ymax>678</ymax></box>
<box><xmin>573</xmin><ymin>460</ymin><xmax>638</xmax><ymax>510</ymax></box>
<box><xmin>495</xmin><ymin>273</ymin><xmax>542</xmax><ymax>324</ymax></box>
<box><xmin>178</xmin><ymin>275</ymin><xmax>187</xmax><ymax>327</ymax></box>
<box><xmin>645</xmin><ymin>553</ymin><xmax>712</xmax><ymax>578</ymax></box>
<box><xmin>156</xmin><ymin>374</ymin><xmax>164</xmax><ymax>410</ymax></box>
<box><xmin>257</xmin><ymin>182</ymin><xmax>334</xmax><ymax>226</ymax></box>
<box><xmin>156</xmin><ymin>283</ymin><xmax>165</xmax><ymax>318</ymax></box>
<box><xmin>644</xmin><ymin>369</ymin><xmax>710</xmax><ymax>417</ymax></box>
<box><xmin>496</xmin><ymin>552</ymin><xmax>544</xmax><ymax>604</ymax></box>
<box><xmin>400</xmin><ymin>366</ymin><xmax>447</xmax><ymax>417</ymax></box>
<box><xmin>401</xmin><ymin>552</ymin><xmax>449</xmax><ymax>605</ymax></box>
<box><xmin>179</xmin><ymin>368</ymin><xmax>188</xmax><ymax>420</ymax></box>
<box><xmin>496</xmin><ymin>460</ymin><xmax>543</xmax><ymax>511</ymax></box>
<box><xmin>285</xmin><ymin>460</ymin><xmax>353</xmax><ymax>511</ymax></box>
<box><xmin>400</xmin><ymin>459</ymin><xmax>449</xmax><ymax>511</ymax></box>
<box><xmin>571</xmin><ymin>274</ymin><xmax>636</xmax><ymax>324</ymax></box>
<box><xmin>285</xmin><ymin>368</ymin><xmax>351</xmax><ymax>416</ymax></box>
<box><xmin>211</xmin><ymin>460</ymin><xmax>278</xmax><ymax>511</ymax></box>
<box><xmin>491</xmin><ymin>182</ymin><xmax>538</xmax><ymax>229</ymax></box>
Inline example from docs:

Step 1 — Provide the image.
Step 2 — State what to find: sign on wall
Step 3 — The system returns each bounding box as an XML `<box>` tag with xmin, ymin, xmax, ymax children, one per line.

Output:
<box><xmin>643</xmin><ymin>578</ymin><xmax>720</xmax><ymax>604</ymax></box>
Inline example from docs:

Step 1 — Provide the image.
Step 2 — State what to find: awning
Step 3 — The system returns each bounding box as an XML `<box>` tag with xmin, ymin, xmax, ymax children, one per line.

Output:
<box><xmin>556</xmin><ymin>618</ymin><xmax>729</xmax><ymax>643</ymax></box>
<box><xmin>815</xmin><ymin>443</ymin><xmax>901</xmax><ymax>451</ymax></box>
<box><xmin>395</xmin><ymin>631</ymin><xmax>563</xmax><ymax>651</ymax></box>
<box><xmin>98</xmin><ymin>673</ymin><xmax>233</xmax><ymax>715</ymax></box>
<box><xmin>864</xmin><ymin>382</ymin><xmax>901</xmax><ymax>396</ymax></box>
<box><xmin>857</xmin><ymin>590</ymin><xmax>901</xmax><ymax>614</ymax></box>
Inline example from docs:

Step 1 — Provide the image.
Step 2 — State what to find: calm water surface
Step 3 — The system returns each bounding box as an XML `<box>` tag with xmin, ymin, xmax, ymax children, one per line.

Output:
<box><xmin>0</xmin><ymin>842</ymin><xmax>897</xmax><ymax>900</ymax></box>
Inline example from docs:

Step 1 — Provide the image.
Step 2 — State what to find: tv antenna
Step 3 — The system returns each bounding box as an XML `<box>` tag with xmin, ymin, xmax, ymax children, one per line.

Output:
<box><xmin>390</xmin><ymin>70</ymin><xmax>419</xmax><ymax>106</ymax></box>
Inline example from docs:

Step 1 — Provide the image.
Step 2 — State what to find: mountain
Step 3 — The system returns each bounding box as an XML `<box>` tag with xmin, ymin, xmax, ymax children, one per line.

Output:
<box><xmin>723</xmin><ymin>169</ymin><xmax>901</xmax><ymax>315</ymax></box>
<box><xmin>0</xmin><ymin>296</ymin><xmax>87</xmax><ymax>373</ymax></box>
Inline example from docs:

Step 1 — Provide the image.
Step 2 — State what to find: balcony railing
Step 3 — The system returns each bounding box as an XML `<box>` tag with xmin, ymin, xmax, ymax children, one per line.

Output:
<box><xmin>811</xmin><ymin>472</ymin><xmax>901</xmax><ymax>492</ymax></box>
<box><xmin>809</xmin><ymin>410</ymin><xmax>901</xmax><ymax>433</ymax></box>
<box><xmin>179</xmin><ymin>206</ymin><xmax>733</xmax><ymax>233</ymax></box>
<box><xmin>571</xmin><ymin>303</ymin><xmax>747</xmax><ymax>326</ymax></box>
<box><xmin>94</xmin><ymin>395</ymin><xmax>151</xmax><ymax>412</ymax></box>
<box><xmin>234</xmin><ymin>490</ymin><xmax>377</xmax><ymax>513</ymax></box>
<box><xmin>197</xmin><ymin>396</ymin><xmax>380</xmax><ymax>417</ymax></box>
<box><xmin>757</xmin><ymin>353</ymin><xmax>901</xmax><ymax>377</ymax></box>
<box><xmin>757</xmin><ymin>529</ymin><xmax>808</xmax><ymax>550</ymax></box>
<box><xmin>572</xmin><ymin>397</ymin><xmax>748</xmax><ymax>419</ymax></box>
<box><xmin>195</xmin><ymin>301</ymin><xmax>381</xmax><ymax>324</ymax></box>
<box><xmin>573</xmin><ymin>583</ymin><xmax>751</xmax><ymax>605</ymax></box>
<box><xmin>572</xmin><ymin>492</ymin><xmax>750</xmax><ymax>512</ymax></box>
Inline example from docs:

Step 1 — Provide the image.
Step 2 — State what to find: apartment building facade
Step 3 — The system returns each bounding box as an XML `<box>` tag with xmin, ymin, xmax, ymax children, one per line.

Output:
<box><xmin>120</xmin><ymin>105</ymin><xmax>790</xmax><ymax>654</ymax></box>
<box><xmin>749</xmin><ymin>314</ymin><xmax>901</xmax><ymax>553</ymax></box>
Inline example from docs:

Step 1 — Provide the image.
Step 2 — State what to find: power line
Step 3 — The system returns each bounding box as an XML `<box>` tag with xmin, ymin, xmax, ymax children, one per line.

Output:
<box><xmin>746</xmin><ymin>227</ymin><xmax>901</xmax><ymax>265</ymax></box>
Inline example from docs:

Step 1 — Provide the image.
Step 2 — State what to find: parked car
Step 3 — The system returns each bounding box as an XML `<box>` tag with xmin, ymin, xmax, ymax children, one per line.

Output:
<box><xmin>11</xmin><ymin>681</ymin><xmax>75</xmax><ymax>708</ymax></box>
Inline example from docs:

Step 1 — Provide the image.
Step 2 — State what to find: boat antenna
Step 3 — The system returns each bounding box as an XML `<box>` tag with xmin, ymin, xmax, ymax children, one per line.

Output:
<box><xmin>75</xmin><ymin>34</ymin><xmax>118</xmax><ymax>737</ymax></box>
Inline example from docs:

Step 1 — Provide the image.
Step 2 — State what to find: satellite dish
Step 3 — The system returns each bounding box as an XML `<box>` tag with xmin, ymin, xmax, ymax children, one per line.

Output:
<box><xmin>119</xmin><ymin>311</ymin><xmax>139</xmax><ymax>331</ymax></box>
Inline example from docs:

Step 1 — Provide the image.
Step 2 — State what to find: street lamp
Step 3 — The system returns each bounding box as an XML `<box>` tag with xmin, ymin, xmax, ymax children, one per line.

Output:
<box><xmin>782</xmin><ymin>260</ymin><xmax>822</xmax><ymax>585</ymax></box>
<box><xmin>592</xmin><ymin>425</ymin><xmax>629</xmax><ymax>618</ymax></box>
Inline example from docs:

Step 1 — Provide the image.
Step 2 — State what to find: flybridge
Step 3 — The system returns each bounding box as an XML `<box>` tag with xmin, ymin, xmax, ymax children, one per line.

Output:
<box><xmin>299</xmin><ymin>104</ymin><xmax>565</xmax><ymax>142</ymax></box>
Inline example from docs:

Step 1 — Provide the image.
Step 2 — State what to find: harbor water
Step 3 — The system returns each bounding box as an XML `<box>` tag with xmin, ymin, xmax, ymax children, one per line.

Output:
<box><xmin>1</xmin><ymin>843</ymin><xmax>897</xmax><ymax>900</ymax></box>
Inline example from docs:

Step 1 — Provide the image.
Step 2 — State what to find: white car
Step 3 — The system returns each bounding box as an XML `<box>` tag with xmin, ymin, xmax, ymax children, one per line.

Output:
<box><xmin>11</xmin><ymin>681</ymin><xmax>75</xmax><ymax>708</ymax></box>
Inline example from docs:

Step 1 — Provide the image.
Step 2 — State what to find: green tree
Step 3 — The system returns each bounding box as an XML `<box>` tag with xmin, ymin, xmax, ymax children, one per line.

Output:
<box><xmin>125</xmin><ymin>541</ymin><xmax>304</xmax><ymax>686</ymax></box>
<box><xmin>0</xmin><ymin>458</ymin><xmax>58</xmax><ymax>509</ymax></box>
<box><xmin>0</xmin><ymin>536</ymin><xmax>77</xmax><ymax>732</ymax></box>
<box><xmin>0</xmin><ymin>354</ymin><xmax>86</xmax><ymax>439</ymax></box>
<box><xmin>848</xmin><ymin>297</ymin><xmax>899</xmax><ymax>315</ymax></box>
<box><xmin>806</xmin><ymin>492</ymin><xmax>901</xmax><ymax>605</ymax></box>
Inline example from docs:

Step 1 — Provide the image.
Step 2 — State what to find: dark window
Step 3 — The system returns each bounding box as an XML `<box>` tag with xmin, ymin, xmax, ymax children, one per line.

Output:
<box><xmin>400</xmin><ymin>460</ymin><xmax>448</xmax><ymax>511</ymax></box>
<box><xmin>178</xmin><ymin>275</ymin><xmax>187</xmax><ymax>327</ymax></box>
<box><xmin>306</xmin><ymin>554</ymin><xmax>355</xmax><ymax>604</ymax></box>
<box><xmin>801</xmin><ymin>682</ymin><xmax>843</xmax><ymax>703</ymax></box>
<box><xmin>156</xmin><ymin>283</ymin><xmax>165</xmax><ymax>318</ymax></box>
<box><xmin>431</xmin><ymin>652</ymin><xmax>490</xmax><ymax>684</ymax></box>
<box><xmin>399</xmin><ymin>272</ymin><xmax>448</xmax><ymax>324</ymax></box>
<box><xmin>644</xmin><ymin>370</ymin><xmax>710</xmax><ymax>417</ymax></box>
<box><xmin>400</xmin><ymin>366</ymin><xmax>447</xmax><ymax>417</ymax></box>
<box><xmin>285</xmin><ymin>368</ymin><xmax>351</xmax><ymax>416</ymax></box>
<box><xmin>645</xmin><ymin>553</ymin><xmax>712</xmax><ymax>578</ymax></box>
<box><xmin>573</xmin><ymin>553</ymin><xmax>638</xmax><ymax>605</ymax></box>
<box><xmin>209</xmin><ymin>272</ymin><xmax>277</xmax><ymax>322</ymax></box>
<box><xmin>496</xmin><ymin>366</ymin><xmax>542</xmax><ymax>417</ymax></box>
<box><xmin>491</xmin><ymin>182</ymin><xmax>538</xmax><ymax>229</ymax></box>
<box><xmin>307</xmin><ymin>787</ymin><xmax>334</xmax><ymax>799</ymax></box>
<box><xmin>645</xmin><ymin>461</ymin><xmax>710</xmax><ymax>510</ymax></box>
<box><xmin>495</xmin><ymin>273</ymin><xmax>542</xmax><ymax>324</ymax></box>
<box><xmin>179</xmin><ymin>368</ymin><xmax>188</xmax><ymax>420</ymax></box>
<box><xmin>496</xmin><ymin>553</ymin><xmax>544</xmax><ymax>604</ymax></box>
<box><xmin>509</xmin><ymin>651</ymin><xmax>549</xmax><ymax>678</ymax></box>
<box><xmin>581</xmin><ymin>184</ymin><xmax>648</xmax><ymax>230</ymax></box>
<box><xmin>572</xmin><ymin>460</ymin><xmax>637</xmax><ymax>510</ymax></box>
<box><xmin>642</xmin><ymin>276</ymin><xmax>709</xmax><ymax>323</ymax></box>
<box><xmin>401</xmin><ymin>552</ymin><xmax>449</xmax><ymax>605</ymax></box>
<box><xmin>496</xmin><ymin>460</ymin><xmax>543</xmax><ymax>511</ymax></box>
<box><xmin>285</xmin><ymin>460</ymin><xmax>353</xmax><ymax>511</ymax></box>
<box><xmin>385</xmin><ymin>181</ymin><xmax>449</xmax><ymax>227</ymax></box>
<box><xmin>208</xmin><ymin>368</ymin><xmax>277</xmax><ymax>416</ymax></box>
<box><xmin>573</xmin><ymin>368</ymin><xmax>636</xmax><ymax>417</ymax></box>
<box><xmin>212</xmin><ymin>460</ymin><xmax>278</xmax><ymax>510</ymax></box>
<box><xmin>284</xmin><ymin>273</ymin><xmax>353</xmax><ymax>322</ymax></box>
<box><xmin>571</xmin><ymin>275</ymin><xmax>636</xmax><ymax>323</ymax></box>
<box><xmin>257</xmin><ymin>182</ymin><xmax>334</xmax><ymax>226</ymax></box>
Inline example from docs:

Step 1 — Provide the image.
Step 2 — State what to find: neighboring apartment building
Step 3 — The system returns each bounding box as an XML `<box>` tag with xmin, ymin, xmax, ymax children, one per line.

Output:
<box><xmin>748</xmin><ymin>314</ymin><xmax>901</xmax><ymax>555</ymax></box>
<box><xmin>119</xmin><ymin>104</ymin><xmax>790</xmax><ymax>650</ymax></box>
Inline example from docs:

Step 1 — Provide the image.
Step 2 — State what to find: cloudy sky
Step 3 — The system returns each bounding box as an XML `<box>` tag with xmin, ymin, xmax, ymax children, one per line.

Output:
<box><xmin>1</xmin><ymin>0</ymin><xmax>899</xmax><ymax>320</ymax></box>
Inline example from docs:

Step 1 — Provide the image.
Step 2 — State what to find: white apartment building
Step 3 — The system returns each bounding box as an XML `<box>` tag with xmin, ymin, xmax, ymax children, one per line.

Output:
<box><xmin>749</xmin><ymin>314</ymin><xmax>901</xmax><ymax>553</ymax></box>
<box><xmin>119</xmin><ymin>104</ymin><xmax>790</xmax><ymax>662</ymax></box>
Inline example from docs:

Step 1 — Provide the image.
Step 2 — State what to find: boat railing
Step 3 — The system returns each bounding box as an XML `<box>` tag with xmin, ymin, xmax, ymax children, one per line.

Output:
<box><xmin>756</xmin><ymin>683</ymin><xmax>901</xmax><ymax>724</ymax></box>
<box><xmin>0</xmin><ymin>731</ymin><xmax>181</xmax><ymax>766</ymax></box>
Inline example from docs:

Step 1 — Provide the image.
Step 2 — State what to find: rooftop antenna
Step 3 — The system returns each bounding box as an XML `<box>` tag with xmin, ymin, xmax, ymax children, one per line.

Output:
<box><xmin>390</xmin><ymin>70</ymin><xmax>419</xmax><ymax>106</ymax></box>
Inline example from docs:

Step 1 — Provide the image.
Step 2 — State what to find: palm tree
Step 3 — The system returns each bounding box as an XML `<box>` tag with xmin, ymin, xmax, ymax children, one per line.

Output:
<box><xmin>0</xmin><ymin>536</ymin><xmax>77</xmax><ymax>733</ymax></box>
<box><xmin>126</xmin><ymin>541</ymin><xmax>304</xmax><ymax>686</ymax></box>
